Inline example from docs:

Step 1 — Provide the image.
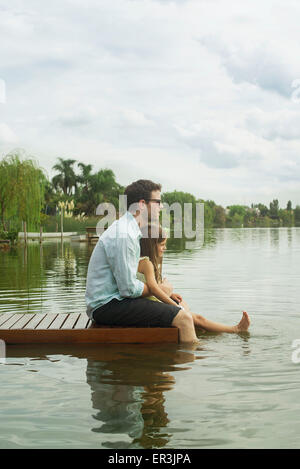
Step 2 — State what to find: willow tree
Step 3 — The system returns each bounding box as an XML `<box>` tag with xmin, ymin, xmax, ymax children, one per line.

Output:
<box><xmin>0</xmin><ymin>156</ymin><xmax>16</xmax><ymax>230</ymax></box>
<box><xmin>0</xmin><ymin>151</ymin><xmax>46</xmax><ymax>231</ymax></box>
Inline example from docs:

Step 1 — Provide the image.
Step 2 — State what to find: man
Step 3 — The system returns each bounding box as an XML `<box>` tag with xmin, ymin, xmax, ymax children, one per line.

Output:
<box><xmin>85</xmin><ymin>179</ymin><xmax>198</xmax><ymax>343</ymax></box>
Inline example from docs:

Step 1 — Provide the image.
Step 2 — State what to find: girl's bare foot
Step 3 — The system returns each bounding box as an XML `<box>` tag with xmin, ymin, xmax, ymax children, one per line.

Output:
<box><xmin>235</xmin><ymin>311</ymin><xmax>250</xmax><ymax>332</ymax></box>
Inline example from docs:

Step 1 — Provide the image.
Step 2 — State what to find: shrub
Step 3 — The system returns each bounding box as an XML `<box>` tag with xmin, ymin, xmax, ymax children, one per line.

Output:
<box><xmin>0</xmin><ymin>229</ymin><xmax>18</xmax><ymax>243</ymax></box>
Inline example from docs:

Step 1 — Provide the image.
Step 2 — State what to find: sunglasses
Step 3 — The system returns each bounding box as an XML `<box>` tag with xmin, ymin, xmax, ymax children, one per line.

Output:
<box><xmin>145</xmin><ymin>199</ymin><xmax>163</xmax><ymax>206</ymax></box>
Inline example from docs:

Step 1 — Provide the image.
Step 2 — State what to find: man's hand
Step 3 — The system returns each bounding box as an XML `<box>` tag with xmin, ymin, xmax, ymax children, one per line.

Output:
<box><xmin>170</xmin><ymin>292</ymin><xmax>182</xmax><ymax>304</ymax></box>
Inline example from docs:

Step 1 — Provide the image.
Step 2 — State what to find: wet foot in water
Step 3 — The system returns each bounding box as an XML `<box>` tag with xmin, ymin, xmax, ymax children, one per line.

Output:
<box><xmin>235</xmin><ymin>311</ymin><xmax>250</xmax><ymax>332</ymax></box>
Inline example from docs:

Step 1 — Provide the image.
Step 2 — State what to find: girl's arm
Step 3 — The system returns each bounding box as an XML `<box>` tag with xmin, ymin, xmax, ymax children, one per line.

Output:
<box><xmin>158</xmin><ymin>278</ymin><xmax>173</xmax><ymax>296</ymax></box>
<box><xmin>139</xmin><ymin>259</ymin><xmax>180</xmax><ymax>307</ymax></box>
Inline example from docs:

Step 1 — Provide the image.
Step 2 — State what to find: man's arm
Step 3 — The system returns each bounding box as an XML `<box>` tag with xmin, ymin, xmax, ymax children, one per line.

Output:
<box><xmin>141</xmin><ymin>282</ymin><xmax>151</xmax><ymax>297</ymax></box>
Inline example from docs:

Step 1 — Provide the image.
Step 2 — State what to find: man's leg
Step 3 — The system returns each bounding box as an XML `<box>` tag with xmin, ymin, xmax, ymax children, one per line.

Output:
<box><xmin>92</xmin><ymin>298</ymin><xmax>199</xmax><ymax>343</ymax></box>
<box><xmin>171</xmin><ymin>309</ymin><xmax>199</xmax><ymax>343</ymax></box>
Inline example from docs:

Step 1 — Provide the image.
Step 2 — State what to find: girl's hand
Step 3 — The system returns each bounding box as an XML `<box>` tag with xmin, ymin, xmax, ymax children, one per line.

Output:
<box><xmin>170</xmin><ymin>292</ymin><xmax>182</xmax><ymax>303</ymax></box>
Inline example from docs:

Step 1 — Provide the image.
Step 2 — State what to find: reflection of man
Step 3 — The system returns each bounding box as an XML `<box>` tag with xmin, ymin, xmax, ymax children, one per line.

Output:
<box><xmin>85</xmin><ymin>344</ymin><xmax>195</xmax><ymax>448</ymax></box>
<box><xmin>85</xmin><ymin>179</ymin><xmax>197</xmax><ymax>342</ymax></box>
<box><xmin>86</xmin><ymin>359</ymin><xmax>145</xmax><ymax>443</ymax></box>
<box><xmin>87</xmin><ymin>357</ymin><xmax>173</xmax><ymax>448</ymax></box>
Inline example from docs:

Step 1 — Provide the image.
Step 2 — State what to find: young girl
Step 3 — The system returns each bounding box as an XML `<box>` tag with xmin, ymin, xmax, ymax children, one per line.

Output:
<box><xmin>137</xmin><ymin>224</ymin><xmax>250</xmax><ymax>333</ymax></box>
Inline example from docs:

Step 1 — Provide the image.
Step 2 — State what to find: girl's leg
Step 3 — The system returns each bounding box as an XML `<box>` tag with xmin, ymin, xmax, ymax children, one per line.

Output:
<box><xmin>180</xmin><ymin>300</ymin><xmax>250</xmax><ymax>333</ymax></box>
<box><xmin>191</xmin><ymin>311</ymin><xmax>250</xmax><ymax>333</ymax></box>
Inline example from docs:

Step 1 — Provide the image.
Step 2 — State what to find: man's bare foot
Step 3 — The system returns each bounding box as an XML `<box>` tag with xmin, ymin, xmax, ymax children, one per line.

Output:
<box><xmin>180</xmin><ymin>338</ymin><xmax>201</xmax><ymax>345</ymax></box>
<box><xmin>235</xmin><ymin>311</ymin><xmax>250</xmax><ymax>332</ymax></box>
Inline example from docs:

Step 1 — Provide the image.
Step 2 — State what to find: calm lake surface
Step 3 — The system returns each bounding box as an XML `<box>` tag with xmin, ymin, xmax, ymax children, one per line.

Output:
<box><xmin>0</xmin><ymin>228</ymin><xmax>300</xmax><ymax>449</ymax></box>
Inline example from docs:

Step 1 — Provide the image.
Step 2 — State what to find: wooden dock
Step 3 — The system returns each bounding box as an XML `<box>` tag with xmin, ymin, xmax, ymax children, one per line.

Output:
<box><xmin>86</xmin><ymin>226</ymin><xmax>99</xmax><ymax>243</ymax></box>
<box><xmin>0</xmin><ymin>313</ymin><xmax>179</xmax><ymax>345</ymax></box>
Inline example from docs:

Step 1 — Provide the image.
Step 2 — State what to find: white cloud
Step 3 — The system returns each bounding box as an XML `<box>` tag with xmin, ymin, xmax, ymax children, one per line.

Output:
<box><xmin>1</xmin><ymin>0</ymin><xmax>300</xmax><ymax>206</ymax></box>
<box><xmin>200</xmin><ymin>36</ymin><xmax>293</xmax><ymax>97</ymax></box>
<box><xmin>0</xmin><ymin>123</ymin><xmax>17</xmax><ymax>143</ymax></box>
<box><xmin>119</xmin><ymin>109</ymin><xmax>155</xmax><ymax>128</ymax></box>
<box><xmin>57</xmin><ymin>106</ymin><xmax>99</xmax><ymax>127</ymax></box>
<box><xmin>246</xmin><ymin>108</ymin><xmax>300</xmax><ymax>141</ymax></box>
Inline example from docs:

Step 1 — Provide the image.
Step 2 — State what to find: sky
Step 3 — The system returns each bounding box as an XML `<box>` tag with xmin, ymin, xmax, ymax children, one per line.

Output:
<box><xmin>1</xmin><ymin>0</ymin><xmax>300</xmax><ymax>207</ymax></box>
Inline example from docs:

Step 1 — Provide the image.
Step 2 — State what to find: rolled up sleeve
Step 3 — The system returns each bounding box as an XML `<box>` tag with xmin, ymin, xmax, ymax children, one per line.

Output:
<box><xmin>104</xmin><ymin>236</ymin><xmax>144</xmax><ymax>298</ymax></box>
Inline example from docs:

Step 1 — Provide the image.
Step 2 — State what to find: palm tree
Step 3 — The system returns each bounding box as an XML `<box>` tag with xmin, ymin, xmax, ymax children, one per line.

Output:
<box><xmin>77</xmin><ymin>162</ymin><xmax>93</xmax><ymax>195</ymax></box>
<box><xmin>52</xmin><ymin>158</ymin><xmax>77</xmax><ymax>195</ymax></box>
<box><xmin>90</xmin><ymin>169</ymin><xmax>124</xmax><ymax>211</ymax></box>
<box><xmin>75</xmin><ymin>168</ymin><xmax>123</xmax><ymax>215</ymax></box>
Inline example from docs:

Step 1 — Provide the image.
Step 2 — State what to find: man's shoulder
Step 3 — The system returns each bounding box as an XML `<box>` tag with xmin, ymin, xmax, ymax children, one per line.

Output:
<box><xmin>101</xmin><ymin>216</ymin><xmax>138</xmax><ymax>246</ymax></box>
<box><xmin>103</xmin><ymin>212</ymin><xmax>139</xmax><ymax>238</ymax></box>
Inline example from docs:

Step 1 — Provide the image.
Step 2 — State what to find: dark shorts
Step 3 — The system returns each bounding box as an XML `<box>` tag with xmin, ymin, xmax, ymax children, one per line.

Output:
<box><xmin>92</xmin><ymin>298</ymin><xmax>181</xmax><ymax>327</ymax></box>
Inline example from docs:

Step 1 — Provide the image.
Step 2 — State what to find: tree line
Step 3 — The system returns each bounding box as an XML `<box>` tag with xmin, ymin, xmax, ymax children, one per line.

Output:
<box><xmin>162</xmin><ymin>191</ymin><xmax>300</xmax><ymax>228</ymax></box>
<box><xmin>0</xmin><ymin>150</ymin><xmax>300</xmax><ymax>236</ymax></box>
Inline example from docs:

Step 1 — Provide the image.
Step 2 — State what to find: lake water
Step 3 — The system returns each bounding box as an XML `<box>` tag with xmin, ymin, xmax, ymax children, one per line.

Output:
<box><xmin>0</xmin><ymin>228</ymin><xmax>300</xmax><ymax>449</ymax></box>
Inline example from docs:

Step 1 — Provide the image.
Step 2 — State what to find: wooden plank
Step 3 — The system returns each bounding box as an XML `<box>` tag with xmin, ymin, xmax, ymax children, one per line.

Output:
<box><xmin>23</xmin><ymin>314</ymin><xmax>47</xmax><ymax>330</ymax></box>
<box><xmin>0</xmin><ymin>327</ymin><xmax>179</xmax><ymax>344</ymax></box>
<box><xmin>10</xmin><ymin>314</ymin><xmax>36</xmax><ymax>330</ymax></box>
<box><xmin>0</xmin><ymin>314</ymin><xmax>25</xmax><ymax>329</ymax></box>
<box><xmin>0</xmin><ymin>313</ymin><xmax>17</xmax><ymax>327</ymax></box>
<box><xmin>47</xmin><ymin>313</ymin><xmax>69</xmax><ymax>329</ymax></box>
<box><xmin>73</xmin><ymin>313</ymin><xmax>90</xmax><ymax>329</ymax></box>
<box><xmin>35</xmin><ymin>314</ymin><xmax>58</xmax><ymax>330</ymax></box>
<box><xmin>60</xmin><ymin>313</ymin><xmax>81</xmax><ymax>330</ymax></box>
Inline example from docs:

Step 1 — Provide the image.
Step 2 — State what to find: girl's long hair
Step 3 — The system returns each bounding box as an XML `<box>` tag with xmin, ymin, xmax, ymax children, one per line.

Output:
<box><xmin>140</xmin><ymin>224</ymin><xmax>167</xmax><ymax>283</ymax></box>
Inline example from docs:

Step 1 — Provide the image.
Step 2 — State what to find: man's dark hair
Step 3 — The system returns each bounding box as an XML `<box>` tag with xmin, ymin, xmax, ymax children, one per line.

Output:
<box><xmin>124</xmin><ymin>179</ymin><xmax>162</xmax><ymax>210</ymax></box>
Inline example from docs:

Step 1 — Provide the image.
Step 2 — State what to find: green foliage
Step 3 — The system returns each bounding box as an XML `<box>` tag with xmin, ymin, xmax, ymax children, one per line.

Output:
<box><xmin>41</xmin><ymin>215</ymin><xmax>103</xmax><ymax>233</ymax></box>
<box><xmin>0</xmin><ymin>150</ymin><xmax>46</xmax><ymax>231</ymax></box>
<box><xmin>161</xmin><ymin>191</ymin><xmax>200</xmax><ymax>233</ymax></box>
<box><xmin>294</xmin><ymin>206</ymin><xmax>300</xmax><ymax>225</ymax></box>
<box><xmin>50</xmin><ymin>158</ymin><xmax>124</xmax><ymax>216</ymax></box>
<box><xmin>269</xmin><ymin>199</ymin><xmax>279</xmax><ymax>219</ymax></box>
<box><xmin>227</xmin><ymin>205</ymin><xmax>248</xmax><ymax>218</ymax></box>
<box><xmin>244</xmin><ymin>210</ymin><xmax>257</xmax><ymax>228</ymax></box>
<box><xmin>279</xmin><ymin>208</ymin><xmax>293</xmax><ymax>226</ymax></box>
<box><xmin>76</xmin><ymin>168</ymin><xmax>124</xmax><ymax>215</ymax></box>
<box><xmin>226</xmin><ymin>212</ymin><xmax>244</xmax><ymax>227</ymax></box>
<box><xmin>2</xmin><ymin>152</ymin><xmax>300</xmax><ymax>232</ymax></box>
<box><xmin>203</xmin><ymin>203</ymin><xmax>214</xmax><ymax>227</ymax></box>
<box><xmin>256</xmin><ymin>203</ymin><xmax>269</xmax><ymax>217</ymax></box>
<box><xmin>162</xmin><ymin>190</ymin><xmax>197</xmax><ymax>206</ymax></box>
<box><xmin>0</xmin><ymin>229</ymin><xmax>18</xmax><ymax>243</ymax></box>
<box><xmin>52</xmin><ymin>158</ymin><xmax>77</xmax><ymax>196</ymax></box>
<box><xmin>213</xmin><ymin>205</ymin><xmax>226</xmax><ymax>227</ymax></box>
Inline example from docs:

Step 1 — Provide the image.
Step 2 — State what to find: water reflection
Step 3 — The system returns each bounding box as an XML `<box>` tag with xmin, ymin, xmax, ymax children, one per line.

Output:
<box><xmin>270</xmin><ymin>228</ymin><xmax>280</xmax><ymax>248</ymax></box>
<box><xmin>86</xmin><ymin>344</ymin><xmax>197</xmax><ymax>449</ymax></box>
<box><xmin>287</xmin><ymin>227</ymin><xmax>293</xmax><ymax>247</ymax></box>
<box><xmin>0</xmin><ymin>242</ymin><xmax>90</xmax><ymax>314</ymax></box>
<box><xmin>1</xmin><ymin>227</ymin><xmax>299</xmax><ymax>317</ymax></box>
<box><xmin>2</xmin><ymin>229</ymin><xmax>300</xmax><ymax>449</ymax></box>
<box><xmin>166</xmin><ymin>229</ymin><xmax>217</xmax><ymax>253</ymax></box>
<box><xmin>6</xmin><ymin>344</ymin><xmax>198</xmax><ymax>449</ymax></box>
